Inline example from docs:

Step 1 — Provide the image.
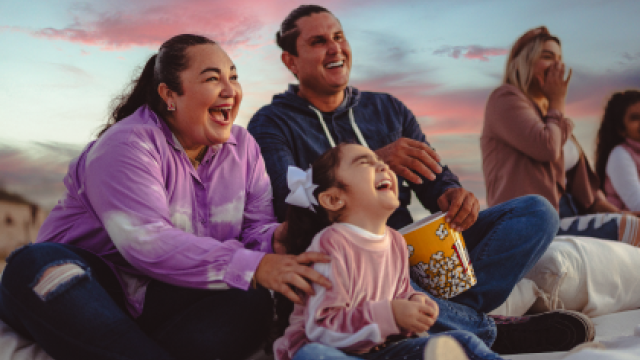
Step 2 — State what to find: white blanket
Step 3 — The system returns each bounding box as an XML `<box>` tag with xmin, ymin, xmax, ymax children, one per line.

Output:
<box><xmin>525</xmin><ymin>236</ymin><xmax>640</xmax><ymax>317</ymax></box>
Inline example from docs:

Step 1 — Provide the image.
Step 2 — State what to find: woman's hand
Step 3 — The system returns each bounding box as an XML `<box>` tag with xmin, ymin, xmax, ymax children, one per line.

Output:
<box><xmin>391</xmin><ymin>298</ymin><xmax>438</xmax><ymax>333</ymax></box>
<box><xmin>255</xmin><ymin>252</ymin><xmax>332</xmax><ymax>304</ymax></box>
<box><xmin>538</xmin><ymin>61</ymin><xmax>572</xmax><ymax>114</ymax></box>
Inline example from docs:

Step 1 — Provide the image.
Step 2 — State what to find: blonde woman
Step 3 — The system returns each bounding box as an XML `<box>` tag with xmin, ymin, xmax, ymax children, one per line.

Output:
<box><xmin>481</xmin><ymin>26</ymin><xmax>640</xmax><ymax>244</ymax></box>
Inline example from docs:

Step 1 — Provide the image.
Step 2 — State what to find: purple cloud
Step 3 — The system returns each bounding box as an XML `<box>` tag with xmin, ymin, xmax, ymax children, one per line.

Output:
<box><xmin>434</xmin><ymin>45</ymin><xmax>508</xmax><ymax>61</ymax></box>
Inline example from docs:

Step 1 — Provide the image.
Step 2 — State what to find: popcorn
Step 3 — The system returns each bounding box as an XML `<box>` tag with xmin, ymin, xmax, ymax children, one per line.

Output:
<box><xmin>410</xmin><ymin>249</ymin><xmax>477</xmax><ymax>299</ymax></box>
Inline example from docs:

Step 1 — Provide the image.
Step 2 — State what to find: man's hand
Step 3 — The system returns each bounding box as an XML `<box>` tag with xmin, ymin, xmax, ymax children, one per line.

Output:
<box><xmin>255</xmin><ymin>253</ymin><xmax>332</xmax><ymax>305</ymax></box>
<box><xmin>391</xmin><ymin>298</ymin><xmax>438</xmax><ymax>333</ymax></box>
<box><xmin>437</xmin><ymin>187</ymin><xmax>479</xmax><ymax>231</ymax></box>
<box><xmin>375</xmin><ymin>138</ymin><xmax>442</xmax><ymax>184</ymax></box>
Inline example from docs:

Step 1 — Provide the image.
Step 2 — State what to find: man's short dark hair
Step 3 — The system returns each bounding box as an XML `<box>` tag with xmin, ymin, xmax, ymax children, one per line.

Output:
<box><xmin>276</xmin><ymin>5</ymin><xmax>332</xmax><ymax>56</ymax></box>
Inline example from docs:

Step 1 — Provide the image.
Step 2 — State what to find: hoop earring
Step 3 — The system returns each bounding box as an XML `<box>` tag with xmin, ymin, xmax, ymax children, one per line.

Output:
<box><xmin>167</xmin><ymin>103</ymin><xmax>176</xmax><ymax>111</ymax></box>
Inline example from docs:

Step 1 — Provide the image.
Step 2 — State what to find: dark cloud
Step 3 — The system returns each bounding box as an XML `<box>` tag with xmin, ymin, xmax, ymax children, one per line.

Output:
<box><xmin>433</xmin><ymin>45</ymin><xmax>508</xmax><ymax>62</ymax></box>
<box><xmin>0</xmin><ymin>142</ymin><xmax>83</xmax><ymax>208</ymax></box>
<box><xmin>564</xmin><ymin>66</ymin><xmax>640</xmax><ymax>118</ymax></box>
<box><xmin>622</xmin><ymin>52</ymin><xmax>640</xmax><ymax>62</ymax></box>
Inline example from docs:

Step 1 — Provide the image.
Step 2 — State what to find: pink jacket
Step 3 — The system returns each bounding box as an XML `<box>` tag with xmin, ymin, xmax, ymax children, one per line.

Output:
<box><xmin>273</xmin><ymin>223</ymin><xmax>419</xmax><ymax>360</ymax></box>
<box><xmin>482</xmin><ymin>84</ymin><xmax>601</xmax><ymax>211</ymax></box>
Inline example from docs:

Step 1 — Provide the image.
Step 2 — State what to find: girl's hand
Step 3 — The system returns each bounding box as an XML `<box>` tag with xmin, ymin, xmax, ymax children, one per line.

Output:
<box><xmin>255</xmin><ymin>253</ymin><xmax>332</xmax><ymax>304</ymax></box>
<box><xmin>391</xmin><ymin>299</ymin><xmax>438</xmax><ymax>333</ymax></box>
<box><xmin>409</xmin><ymin>294</ymin><xmax>439</xmax><ymax>315</ymax></box>
<box><xmin>538</xmin><ymin>61</ymin><xmax>572</xmax><ymax>114</ymax></box>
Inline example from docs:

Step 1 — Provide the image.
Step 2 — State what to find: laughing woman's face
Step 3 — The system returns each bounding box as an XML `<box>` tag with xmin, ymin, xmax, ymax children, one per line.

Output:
<box><xmin>164</xmin><ymin>43</ymin><xmax>242</xmax><ymax>151</ymax></box>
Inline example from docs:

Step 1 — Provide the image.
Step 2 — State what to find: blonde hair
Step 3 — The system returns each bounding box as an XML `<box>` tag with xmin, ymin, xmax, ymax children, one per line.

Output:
<box><xmin>503</xmin><ymin>26</ymin><xmax>560</xmax><ymax>98</ymax></box>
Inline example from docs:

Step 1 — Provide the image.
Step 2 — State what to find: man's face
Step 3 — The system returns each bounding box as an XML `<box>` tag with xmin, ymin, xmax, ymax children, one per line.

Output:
<box><xmin>287</xmin><ymin>12</ymin><xmax>352</xmax><ymax>96</ymax></box>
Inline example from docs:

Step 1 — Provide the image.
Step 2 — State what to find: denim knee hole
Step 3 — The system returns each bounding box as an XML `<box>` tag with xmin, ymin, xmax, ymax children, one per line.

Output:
<box><xmin>30</xmin><ymin>262</ymin><xmax>88</xmax><ymax>301</ymax></box>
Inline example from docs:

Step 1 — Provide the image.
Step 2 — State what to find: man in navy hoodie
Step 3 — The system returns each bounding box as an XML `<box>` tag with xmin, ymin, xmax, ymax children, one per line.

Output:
<box><xmin>248</xmin><ymin>5</ymin><xmax>594</xmax><ymax>355</ymax></box>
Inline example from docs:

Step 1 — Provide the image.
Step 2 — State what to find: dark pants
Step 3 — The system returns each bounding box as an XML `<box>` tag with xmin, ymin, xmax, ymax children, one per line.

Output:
<box><xmin>0</xmin><ymin>243</ymin><xmax>273</xmax><ymax>360</ymax></box>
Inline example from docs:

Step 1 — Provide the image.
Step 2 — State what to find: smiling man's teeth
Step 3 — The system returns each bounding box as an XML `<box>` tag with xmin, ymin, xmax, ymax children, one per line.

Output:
<box><xmin>326</xmin><ymin>61</ymin><xmax>343</xmax><ymax>68</ymax></box>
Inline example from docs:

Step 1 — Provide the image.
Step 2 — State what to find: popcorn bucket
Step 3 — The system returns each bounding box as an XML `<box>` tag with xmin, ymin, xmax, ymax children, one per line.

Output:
<box><xmin>399</xmin><ymin>212</ymin><xmax>477</xmax><ymax>299</ymax></box>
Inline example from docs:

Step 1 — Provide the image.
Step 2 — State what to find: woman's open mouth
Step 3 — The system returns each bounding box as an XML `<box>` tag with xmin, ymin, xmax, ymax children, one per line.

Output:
<box><xmin>209</xmin><ymin>105</ymin><xmax>233</xmax><ymax>125</ymax></box>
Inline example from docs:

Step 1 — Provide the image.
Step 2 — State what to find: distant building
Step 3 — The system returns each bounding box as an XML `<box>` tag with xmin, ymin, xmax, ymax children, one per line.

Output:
<box><xmin>0</xmin><ymin>189</ymin><xmax>48</xmax><ymax>263</ymax></box>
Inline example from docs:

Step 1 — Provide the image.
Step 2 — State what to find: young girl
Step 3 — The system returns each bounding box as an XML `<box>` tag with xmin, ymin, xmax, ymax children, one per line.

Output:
<box><xmin>595</xmin><ymin>90</ymin><xmax>640</xmax><ymax>212</ymax></box>
<box><xmin>273</xmin><ymin>144</ymin><xmax>502</xmax><ymax>360</ymax></box>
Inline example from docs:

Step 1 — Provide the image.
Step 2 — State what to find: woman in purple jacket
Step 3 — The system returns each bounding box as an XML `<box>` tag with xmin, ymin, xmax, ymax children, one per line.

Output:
<box><xmin>0</xmin><ymin>34</ymin><xmax>331</xmax><ymax>360</ymax></box>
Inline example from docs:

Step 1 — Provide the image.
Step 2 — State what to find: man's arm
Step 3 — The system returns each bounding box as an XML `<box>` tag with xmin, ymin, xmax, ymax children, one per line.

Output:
<box><xmin>374</xmin><ymin>96</ymin><xmax>461</xmax><ymax>212</ymax></box>
<box><xmin>377</xmin><ymin>96</ymin><xmax>479</xmax><ymax>230</ymax></box>
<box><xmin>247</xmin><ymin>112</ymin><xmax>295</xmax><ymax>222</ymax></box>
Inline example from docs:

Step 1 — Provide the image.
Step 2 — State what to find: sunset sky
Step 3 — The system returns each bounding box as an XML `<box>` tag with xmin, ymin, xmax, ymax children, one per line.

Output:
<box><xmin>1</xmin><ymin>0</ymin><xmax>640</xmax><ymax>211</ymax></box>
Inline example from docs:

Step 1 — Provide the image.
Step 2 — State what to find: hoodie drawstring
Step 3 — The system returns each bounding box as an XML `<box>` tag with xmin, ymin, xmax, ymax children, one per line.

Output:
<box><xmin>309</xmin><ymin>106</ymin><xmax>369</xmax><ymax>149</ymax></box>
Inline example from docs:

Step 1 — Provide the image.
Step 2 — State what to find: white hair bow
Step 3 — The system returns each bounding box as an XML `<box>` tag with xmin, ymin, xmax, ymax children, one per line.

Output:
<box><xmin>285</xmin><ymin>166</ymin><xmax>319</xmax><ymax>212</ymax></box>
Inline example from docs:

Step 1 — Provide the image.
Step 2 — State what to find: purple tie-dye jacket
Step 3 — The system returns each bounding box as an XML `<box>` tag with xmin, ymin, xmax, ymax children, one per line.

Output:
<box><xmin>36</xmin><ymin>106</ymin><xmax>278</xmax><ymax>316</ymax></box>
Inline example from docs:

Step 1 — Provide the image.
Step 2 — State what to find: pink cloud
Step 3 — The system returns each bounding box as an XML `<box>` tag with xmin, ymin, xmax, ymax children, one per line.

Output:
<box><xmin>433</xmin><ymin>45</ymin><xmax>508</xmax><ymax>62</ymax></box>
<box><xmin>354</xmin><ymin>73</ymin><xmax>490</xmax><ymax>136</ymax></box>
<box><xmin>29</xmin><ymin>2</ymin><xmax>263</xmax><ymax>51</ymax></box>
<box><xmin>11</xmin><ymin>0</ymin><xmax>354</xmax><ymax>52</ymax></box>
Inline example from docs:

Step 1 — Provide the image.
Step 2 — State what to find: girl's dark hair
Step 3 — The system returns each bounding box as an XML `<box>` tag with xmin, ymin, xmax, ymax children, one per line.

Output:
<box><xmin>276</xmin><ymin>5</ymin><xmax>332</xmax><ymax>56</ymax></box>
<box><xmin>99</xmin><ymin>34</ymin><xmax>216</xmax><ymax>136</ymax></box>
<box><xmin>595</xmin><ymin>90</ymin><xmax>640</xmax><ymax>188</ymax></box>
<box><xmin>269</xmin><ymin>144</ymin><xmax>347</xmax><ymax>353</ymax></box>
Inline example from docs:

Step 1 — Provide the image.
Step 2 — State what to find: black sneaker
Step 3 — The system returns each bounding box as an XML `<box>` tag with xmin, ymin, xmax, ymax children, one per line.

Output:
<box><xmin>490</xmin><ymin>310</ymin><xmax>595</xmax><ymax>355</ymax></box>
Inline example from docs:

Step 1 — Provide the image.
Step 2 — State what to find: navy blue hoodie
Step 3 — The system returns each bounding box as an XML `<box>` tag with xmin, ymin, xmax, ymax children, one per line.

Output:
<box><xmin>248</xmin><ymin>84</ymin><xmax>461</xmax><ymax>230</ymax></box>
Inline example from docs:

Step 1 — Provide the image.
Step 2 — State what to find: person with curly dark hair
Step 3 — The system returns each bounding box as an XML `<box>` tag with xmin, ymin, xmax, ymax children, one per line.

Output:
<box><xmin>595</xmin><ymin>90</ymin><xmax>640</xmax><ymax>212</ymax></box>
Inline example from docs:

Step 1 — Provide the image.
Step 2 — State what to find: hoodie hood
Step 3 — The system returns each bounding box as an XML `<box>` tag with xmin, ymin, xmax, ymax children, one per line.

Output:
<box><xmin>271</xmin><ymin>84</ymin><xmax>361</xmax><ymax>116</ymax></box>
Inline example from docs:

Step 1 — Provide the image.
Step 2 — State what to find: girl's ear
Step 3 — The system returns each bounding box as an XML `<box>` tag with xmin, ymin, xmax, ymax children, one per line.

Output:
<box><xmin>317</xmin><ymin>188</ymin><xmax>346</xmax><ymax>213</ymax></box>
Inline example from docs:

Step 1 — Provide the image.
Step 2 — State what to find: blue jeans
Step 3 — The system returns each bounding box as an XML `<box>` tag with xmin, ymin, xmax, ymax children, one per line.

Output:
<box><xmin>293</xmin><ymin>331</ymin><xmax>502</xmax><ymax>360</ymax></box>
<box><xmin>557</xmin><ymin>193</ymin><xmax>620</xmax><ymax>240</ymax></box>
<box><xmin>0</xmin><ymin>243</ymin><xmax>273</xmax><ymax>360</ymax></box>
<box><xmin>412</xmin><ymin>195</ymin><xmax>558</xmax><ymax>346</ymax></box>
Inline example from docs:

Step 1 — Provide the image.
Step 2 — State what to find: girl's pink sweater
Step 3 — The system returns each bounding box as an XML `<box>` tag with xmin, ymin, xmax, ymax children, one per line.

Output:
<box><xmin>273</xmin><ymin>223</ymin><xmax>420</xmax><ymax>360</ymax></box>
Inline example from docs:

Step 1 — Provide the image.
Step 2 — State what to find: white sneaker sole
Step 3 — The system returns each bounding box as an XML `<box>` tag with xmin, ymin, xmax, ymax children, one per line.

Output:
<box><xmin>423</xmin><ymin>336</ymin><xmax>469</xmax><ymax>360</ymax></box>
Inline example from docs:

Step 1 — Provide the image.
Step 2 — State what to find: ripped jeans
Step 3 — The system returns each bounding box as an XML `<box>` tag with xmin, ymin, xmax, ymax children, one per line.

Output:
<box><xmin>0</xmin><ymin>243</ymin><xmax>273</xmax><ymax>360</ymax></box>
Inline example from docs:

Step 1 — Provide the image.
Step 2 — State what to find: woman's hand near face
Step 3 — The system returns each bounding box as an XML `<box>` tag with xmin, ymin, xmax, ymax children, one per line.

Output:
<box><xmin>255</xmin><ymin>252</ymin><xmax>332</xmax><ymax>304</ymax></box>
<box><xmin>539</xmin><ymin>61</ymin><xmax>572</xmax><ymax>114</ymax></box>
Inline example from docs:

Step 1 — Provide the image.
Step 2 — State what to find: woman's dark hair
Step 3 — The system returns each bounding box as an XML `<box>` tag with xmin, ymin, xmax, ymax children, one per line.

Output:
<box><xmin>595</xmin><ymin>90</ymin><xmax>640</xmax><ymax>188</ymax></box>
<box><xmin>269</xmin><ymin>144</ymin><xmax>347</xmax><ymax>353</ymax></box>
<box><xmin>276</xmin><ymin>5</ymin><xmax>332</xmax><ymax>56</ymax></box>
<box><xmin>99</xmin><ymin>34</ymin><xmax>216</xmax><ymax>136</ymax></box>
